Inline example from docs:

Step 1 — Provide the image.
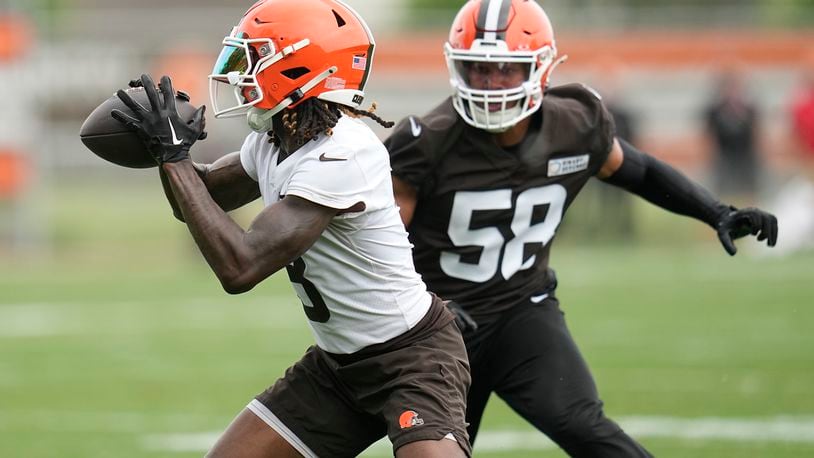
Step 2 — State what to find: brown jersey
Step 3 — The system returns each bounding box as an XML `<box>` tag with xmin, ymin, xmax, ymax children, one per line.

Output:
<box><xmin>386</xmin><ymin>84</ymin><xmax>615</xmax><ymax>325</ymax></box>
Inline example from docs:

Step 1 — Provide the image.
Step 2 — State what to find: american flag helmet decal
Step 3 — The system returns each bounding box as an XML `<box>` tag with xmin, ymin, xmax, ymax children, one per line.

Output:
<box><xmin>352</xmin><ymin>55</ymin><xmax>367</xmax><ymax>70</ymax></box>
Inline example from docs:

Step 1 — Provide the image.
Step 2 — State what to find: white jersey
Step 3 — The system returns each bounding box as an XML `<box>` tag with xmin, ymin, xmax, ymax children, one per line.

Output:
<box><xmin>240</xmin><ymin>116</ymin><xmax>432</xmax><ymax>354</ymax></box>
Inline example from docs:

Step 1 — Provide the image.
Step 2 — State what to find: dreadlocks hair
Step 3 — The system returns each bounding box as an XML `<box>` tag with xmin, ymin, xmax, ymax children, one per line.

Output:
<box><xmin>339</xmin><ymin>102</ymin><xmax>395</xmax><ymax>130</ymax></box>
<box><xmin>267</xmin><ymin>98</ymin><xmax>395</xmax><ymax>147</ymax></box>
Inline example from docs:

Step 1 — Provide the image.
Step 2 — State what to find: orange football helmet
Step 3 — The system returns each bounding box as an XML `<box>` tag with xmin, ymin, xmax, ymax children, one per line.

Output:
<box><xmin>209</xmin><ymin>0</ymin><xmax>375</xmax><ymax>129</ymax></box>
<box><xmin>445</xmin><ymin>0</ymin><xmax>563</xmax><ymax>132</ymax></box>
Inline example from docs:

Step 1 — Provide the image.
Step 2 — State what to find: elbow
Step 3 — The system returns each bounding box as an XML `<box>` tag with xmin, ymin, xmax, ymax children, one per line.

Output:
<box><xmin>217</xmin><ymin>267</ymin><xmax>260</xmax><ymax>295</ymax></box>
<box><xmin>222</xmin><ymin>283</ymin><xmax>252</xmax><ymax>295</ymax></box>
<box><xmin>219</xmin><ymin>275</ymin><xmax>257</xmax><ymax>295</ymax></box>
<box><xmin>215</xmin><ymin>241</ymin><xmax>298</xmax><ymax>295</ymax></box>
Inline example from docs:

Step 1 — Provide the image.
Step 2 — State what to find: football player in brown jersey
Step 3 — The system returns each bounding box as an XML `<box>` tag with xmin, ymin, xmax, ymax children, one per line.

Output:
<box><xmin>385</xmin><ymin>0</ymin><xmax>778</xmax><ymax>457</ymax></box>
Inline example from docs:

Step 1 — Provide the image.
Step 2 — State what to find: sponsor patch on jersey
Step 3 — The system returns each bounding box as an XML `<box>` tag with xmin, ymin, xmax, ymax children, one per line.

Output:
<box><xmin>548</xmin><ymin>154</ymin><xmax>589</xmax><ymax>177</ymax></box>
<box><xmin>352</xmin><ymin>55</ymin><xmax>367</xmax><ymax>70</ymax></box>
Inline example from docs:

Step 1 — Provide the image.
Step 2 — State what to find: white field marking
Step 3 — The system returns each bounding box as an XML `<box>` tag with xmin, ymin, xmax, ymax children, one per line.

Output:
<box><xmin>0</xmin><ymin>304</ymin><xmax>83</xmax><ymax>337</ymax></box>
<box><xmin>0</xmin><ymin>410</ymin><xmax>218</xmax><ymax>433</ymax></box>
<box><xmin>142</xmin><ymin>416</ymin><xmax>814</xmax><ymax>454</ymax></box>
<box><xmin>0</xmin><ymin>295</ymin><xmax>303</xmax><ymax>337</ymax></box>
<box><xmin>143</xmin><ymin>432</ymin><xmax>221</xmax><ymax>452</ymax></box>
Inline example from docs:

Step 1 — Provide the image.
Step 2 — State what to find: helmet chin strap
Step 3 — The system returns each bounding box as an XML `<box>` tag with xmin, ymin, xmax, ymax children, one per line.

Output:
<box><xmin>247</xmin><ymin>106</ymin><xmax>276</xmax><ymax>132</ymax></box>
<box><xmin>246</xmin><ymin>66</ymin><xmax>339</xmax><ymax>132</ymax></box>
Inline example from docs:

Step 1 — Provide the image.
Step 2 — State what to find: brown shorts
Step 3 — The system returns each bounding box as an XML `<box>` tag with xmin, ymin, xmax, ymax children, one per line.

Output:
<box><xmin>252</xmin><ymin>296</ymin><xmax>472</xmax><ymax>457</ymax></box>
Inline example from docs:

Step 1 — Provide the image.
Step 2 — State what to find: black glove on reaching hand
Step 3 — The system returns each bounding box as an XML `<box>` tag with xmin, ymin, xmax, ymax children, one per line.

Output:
<box><xmin>716</xmin><ymin>206</ymin><xmax>778</xmax><ymax>256</ymax></box>
<box><xmin>445</xmin><ymin>300</ymin><xmax>479</xmax><ymax>333</ymax></box>
<box><xmin>127</xmin><ymin>77</ymin><xmax>194</xmax><ymax>108</ymax></box>
<box><xmin>111</xmin><ymin>74</ymin><xmax>206</xmax><ymax>165</ymax></box>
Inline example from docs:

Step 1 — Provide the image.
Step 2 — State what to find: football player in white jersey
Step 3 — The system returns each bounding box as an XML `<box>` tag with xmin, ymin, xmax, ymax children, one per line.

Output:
<box><xmin>109</xmin><ymin>1</ymin><xmax>471</xmax><ymax>457</ymax></box>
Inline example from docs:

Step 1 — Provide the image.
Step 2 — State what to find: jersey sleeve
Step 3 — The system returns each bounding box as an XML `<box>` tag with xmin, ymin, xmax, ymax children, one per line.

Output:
<box><xmin>385</xmin><ymin>99</ymin><xmax>462</xmax><ymax>198</ymax></box>
<box><xmin>591</xmin><ymin>91</ymin><xmax>616</xmax><ymax>172</ymax></box>
<box><xmin>285</xmin><ymin>141</ymin><xmax>389</xmax><ymax>211</ymax></box>
<box><xmin>239</xmin><ymin>132</ymin><xmax>262</xmax><ymax>182</ymax></box>
<box><xmin>384</xmin><ymin>115</ymin><xmax>433</xmax><ymax>189</ymax></box>
<box><xmin>546</xmin><ymin>84</ymin><xmax>616</xmax><ymax>175</ymax></box>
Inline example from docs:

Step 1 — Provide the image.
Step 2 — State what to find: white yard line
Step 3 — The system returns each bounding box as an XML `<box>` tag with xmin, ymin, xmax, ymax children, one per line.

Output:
<box><xmin>142</xmin><ymin>416</ymin><xmax>814</xmax><ymax>454</ymax></box>
<box><xmin>0</xmin><ymin>304</ymin><xmax>83</xmax><ymax>337</ymax></box>
<box><xmin>0</xmin><ymin>296</ymin><xmax>302</xmax><ymax>337</ymax></box>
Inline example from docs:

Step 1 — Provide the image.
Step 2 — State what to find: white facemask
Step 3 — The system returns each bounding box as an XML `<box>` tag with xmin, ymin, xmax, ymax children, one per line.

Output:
<box><xmin>468</xmin><ymin>103</ymin><xmax>524</xmax><ymax>133</ymax></box>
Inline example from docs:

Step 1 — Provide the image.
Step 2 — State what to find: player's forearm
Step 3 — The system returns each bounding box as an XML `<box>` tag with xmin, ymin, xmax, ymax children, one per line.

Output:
<box><xmin>161</xmin><ymin>160</ymin><xmax>261</xmax><ymax>293</ymax></box>
<box><xmin>200</xmin><ymin>152</ymin><xmax>261</xmax><ymax>212</ymax></box>
<box><xmin>603</xmin><ymin>139</ymin><xmax>730</xmax><ymax>227</ymax></box>
<box><xmin>161</xmin><ymin>155</ymin><xmax>260</xmax><ymax>222</ymax></box>
<box><xmin>158</xmin><ymin>163</ymin><xmax>205</xmax><ymax>222</ymax></box>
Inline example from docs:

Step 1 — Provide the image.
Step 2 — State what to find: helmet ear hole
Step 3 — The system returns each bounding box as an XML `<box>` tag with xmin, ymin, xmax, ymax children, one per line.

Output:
<box><xmin>281</xmin><ymin>67</ymin><xmax>311</xmax><ymax>80</ymax></box>
<box><xmin>332</xmin><ymin>10</ymin><xmax>346</xmax><ymax>27</ymax></box>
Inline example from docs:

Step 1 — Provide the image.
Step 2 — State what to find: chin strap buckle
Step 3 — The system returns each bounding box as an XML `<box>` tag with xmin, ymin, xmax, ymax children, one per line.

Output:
<box><xmin>288</xmin><ymin>88</ymin><xmax>305</xmax><ymax>104</ymax></box>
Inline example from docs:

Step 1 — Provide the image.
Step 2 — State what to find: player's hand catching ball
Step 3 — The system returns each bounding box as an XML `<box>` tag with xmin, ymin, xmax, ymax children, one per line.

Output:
<box><xmin>716</xmin><ymin>206</ymin><xmax>778</xmax><ymax>256</ymax></box>
<box><xmin>111</xmin><ymin>74</ymin><xmax>206</xmax><ymax>165</ymax></box>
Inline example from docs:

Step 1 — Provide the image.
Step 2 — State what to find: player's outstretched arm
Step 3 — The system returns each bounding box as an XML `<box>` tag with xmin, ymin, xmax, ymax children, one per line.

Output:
<box><xmin>162</xmin><ymin>160</ymin><xmax>335</xmax><ymax>293</ymax></box>
<box><xmin>598</xmin><ymin>138</ymin><xmax>778</xmax><ymax>255</ymax></box>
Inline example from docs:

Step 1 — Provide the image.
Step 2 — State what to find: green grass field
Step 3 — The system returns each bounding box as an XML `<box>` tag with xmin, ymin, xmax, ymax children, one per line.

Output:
<box><xmin>1</xmin><ymin>176</ymin><xmax>812</xmax><ymax>457</ymax></box>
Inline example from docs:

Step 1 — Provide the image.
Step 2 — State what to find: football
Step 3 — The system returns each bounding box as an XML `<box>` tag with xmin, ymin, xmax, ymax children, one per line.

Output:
<box><xmin>79</xmin><ymin>87</ymin><xmax>200</xmax><ymax>168</ymax></box>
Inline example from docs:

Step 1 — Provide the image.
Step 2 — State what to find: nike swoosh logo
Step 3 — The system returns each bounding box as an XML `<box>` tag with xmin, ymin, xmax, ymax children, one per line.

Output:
<box><xmin>168</xmin><ymin>119</ymin><xmax>183</xmax><ymax>146</ymax></box>
<box><xmin>319</xmin><ymin>152</ymin><xmax>347</xmax><ymax>162</ymax></box>
<box><xmin>530</xmin><ymin>293</ymin><xmax>549</xmax><ymax>304</ymax></box>
<box><xmin>409</xmin><ymin>116</ymin><xmax>422</xmax><ymax>137</ymax></box>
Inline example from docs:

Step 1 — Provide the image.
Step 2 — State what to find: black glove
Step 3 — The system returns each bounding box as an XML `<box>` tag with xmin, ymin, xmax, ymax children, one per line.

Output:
<box><xmin>716</xmin><ymin>206</ymin><xmax>778</xmax><ymax>256</ymax></box>
<box><xmin>445</xmin><ymin>300</ymin><xmax>478</xmax><ymax>333</ymax></box>
<box><xmin>111</xmin><ymin>74</ymin><xmax>206</xmax><ymax>165</ymax></box>
<box><xmin>127</xmin><ymin>78</ymin><xmax>194</xmax><ymax>108</ymax></box>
